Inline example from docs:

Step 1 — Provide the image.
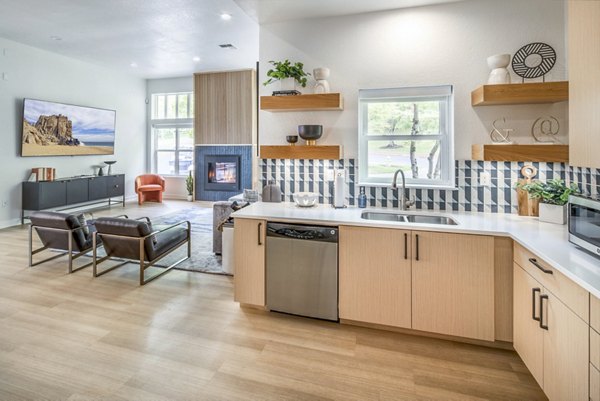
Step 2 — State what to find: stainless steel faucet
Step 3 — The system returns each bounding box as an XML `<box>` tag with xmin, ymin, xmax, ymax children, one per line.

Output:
<box><xmin>391</xmin><ymin>169</ymin><xmax>413</xmax><ymax>210</ymax></box>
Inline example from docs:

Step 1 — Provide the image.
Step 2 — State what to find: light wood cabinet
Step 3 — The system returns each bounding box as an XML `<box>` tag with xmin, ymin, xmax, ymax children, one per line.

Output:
<box><xmin>568</xmin><ymin>0</ymin><xmax>600</xmax><ymax>168</ymax></box>
<box><xmin>234</xmin><ymin>218</ymin><xmax>266</xmax><ymax>306</ymax></box>
<box><xmin>513</xmin><ymin>263</ymin><xmax>544</xmax><ymax>387</ymax></box>
<box><xmin>194</xmin><ymin>69</ymin><xmax>257</xmax><ymax>145</ymax></box>
<box><xmin>411</xmin><ymin>231</ymin><xmax>495</xmax><ymax>341</ymax></box>
<box><xmin>339</xmin><ymin>226</ymin><xmax>412</xmax><ymax>328</ymax></box>
<box><xmin>592</xmin><ymin>363</ymin><xmax>600</xmax><ymax>401</ymax></box>
<box><xmin>513</xmin><ymin>254</ymin><xmax>589</xmax><ymax>401</ymax></box>
<box><xmin>543</xmin><ymin>291</ymin><xmax>589</xmax><ymax>401</ymax></box>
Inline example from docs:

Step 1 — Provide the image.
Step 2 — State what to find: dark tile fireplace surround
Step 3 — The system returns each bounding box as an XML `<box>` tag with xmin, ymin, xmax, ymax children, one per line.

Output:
<box><xmin>194</xmin><ymin>145</ymin><xmax>252</xmax><ymax>201</ymax></box>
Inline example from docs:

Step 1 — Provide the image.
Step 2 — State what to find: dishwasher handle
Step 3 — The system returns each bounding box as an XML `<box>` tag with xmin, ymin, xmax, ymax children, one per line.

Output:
<box><xmin>266</xmin><ymin>223</ymin><xmax>338</xmax><ymax>243</ymax></box>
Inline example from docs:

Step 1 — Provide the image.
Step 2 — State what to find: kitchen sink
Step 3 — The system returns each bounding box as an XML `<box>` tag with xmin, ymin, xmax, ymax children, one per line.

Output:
<box><xmin>361</xmin><ymin>211</ymin><xmax>458</xmax><ymax>225</ymax></box>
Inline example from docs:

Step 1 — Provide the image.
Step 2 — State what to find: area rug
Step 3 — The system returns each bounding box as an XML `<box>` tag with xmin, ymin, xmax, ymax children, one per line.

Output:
<box><xmin>151</xmin><ymin>207</ymin><xmax>227</xmax><ymax>275</ymax></box>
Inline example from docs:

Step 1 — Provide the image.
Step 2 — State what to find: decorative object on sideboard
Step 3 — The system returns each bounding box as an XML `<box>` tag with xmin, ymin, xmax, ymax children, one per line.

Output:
<box><xmin>262</xmin><ymin>180</ymin><xmax>282</xmax><ymax>203</ymax></box>
<box><xmin>186</xmin><ymin>171</ymin><xmax>194</xmax><ymax>202</ymax></box>
<box><xmin>531</xmin><ymin>115</ymin><xmax>561</xmax><ymax>143</ymax></box>
<box><xmin>516</xmin><ymin>177</ymin><xmax>578</xmax><ymax>224</ymax></box>
<box><xmin>512</xmin><ymin>42</ymin><xmax>556</xmax><ymax>83</ymax></box>
<box><xmin>286</xmin><ymin>135</ymin><xmax>298</xmax><ymax>146</ymax></box>
<box><xmin>489</xmin><ymin>117</ymin><xmax>514</xmax><ymax>144</ymax></box>
<box><xmin>31</xmin><ymin>167</ymin><xmax>55</xmax><ymax>182</ymax></box>
<box><xmin>313</xmin><ymin>67</ymin><xmax>331</xmax><ymax>94</ymax></box>
<box><xmin>293</xmin><ymin>192</ymin><xmax>318</xmax><ymax>207</ymax></box>
<box><xmin>516</xmin><ymin>165</ymin><xmax>539</xmax><ymax>217</ymax></box>
<box><xmin>263</xmin><ymin>59</ymin><xmax>311</xmax><ymax>96</ymax></box>
<box><xmin>104</xmin><ymin>160</ymin><xmax>116</xmax><ymax>175</ymax></box>
<box><xmin>298</xmin><ymin>125</ymin><xmax>323</xmax><ymax>146</ymax></box>
<box><xmin>487</xmin><ymin>54</ymin><xmax>511</xmax><ymax>85</ymax></box>
<box><xmin>97</xmin><ymin>163</ymin><xmax>106</xmax><ymax>176</ymax></box>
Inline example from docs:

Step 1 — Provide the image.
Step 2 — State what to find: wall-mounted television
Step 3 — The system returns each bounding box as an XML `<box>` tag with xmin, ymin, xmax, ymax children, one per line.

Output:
<box><xmin>21</xmin><ymin>98</ymin><xmax>116</xmax><ymax>157</ymax></box>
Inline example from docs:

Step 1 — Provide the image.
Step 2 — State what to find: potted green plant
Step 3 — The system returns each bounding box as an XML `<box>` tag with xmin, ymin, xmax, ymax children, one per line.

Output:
<box><xmin>263</xmin><ymin>59</ymin><xmax>310</xmax><ymax>93</ymax></box>
<box><xmin>517</xmin><ymin>179</ymin><xmax>578</xmax><ymax>224</ymax></box>
<box><xmin>186</xmin><ymin>171</ymin><xmax>194</xmax><ymax>202</ymax></box>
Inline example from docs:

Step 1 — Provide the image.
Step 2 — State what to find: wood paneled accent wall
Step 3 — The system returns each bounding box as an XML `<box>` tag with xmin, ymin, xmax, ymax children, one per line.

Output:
<box><xmin>194</xmin><ymin>69</ymin><xmax>257</xmax><ymax>145</ymax></box>
<box><xmin>568</xmin><ymin>0</ymin><xmax>600</xmax><ymax>168</ymax></box>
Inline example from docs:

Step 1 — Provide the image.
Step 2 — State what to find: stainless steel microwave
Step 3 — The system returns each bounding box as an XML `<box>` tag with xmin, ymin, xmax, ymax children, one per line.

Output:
<box><xmin>569</xmin><ymin>195</ymin><xmax>600</xmax><ymax>256</ymax></box>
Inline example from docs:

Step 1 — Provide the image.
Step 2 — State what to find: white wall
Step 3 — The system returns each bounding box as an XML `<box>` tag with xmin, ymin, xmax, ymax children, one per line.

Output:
<box><xmin>259</xmin><ymin>0</ymin><xmax>568</xmax><ymax>160</ymax></box>
<box><xmin>145</xmin><ymin>76</ymin><xmax>194</xmax><ymax>199</ymax></box>
<box><xmin>0</xmin><ymin>37</ymin><xmax>146</xmax><ymax>228</ymax></box>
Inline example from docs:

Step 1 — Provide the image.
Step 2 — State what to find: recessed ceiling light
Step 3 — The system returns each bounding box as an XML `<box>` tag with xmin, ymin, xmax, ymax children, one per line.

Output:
<box><xmin>192</xmin><ymin>56</ymin><xmax>201</xmax><ymax>62</ymax></box>
<box><xmin>130</xmin><ymin>62</ymin><xmax>138</xmax><ymax>68</ymax></box>
<box><xmin>220</xmin><ymin>13</ymin><xmax>232</xmax><ymax>20</ymax></box>
<box><xmin>50</xmin><ymin>35</ymin><xmax>62</xmax><ymax>41</ymax></box>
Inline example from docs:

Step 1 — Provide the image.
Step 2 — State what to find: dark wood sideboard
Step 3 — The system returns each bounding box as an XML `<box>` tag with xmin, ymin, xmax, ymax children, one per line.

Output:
<box><xmin>22</xmin><ymin>174</ymin><xmax>125</xmax><ymax>223</ymax></box>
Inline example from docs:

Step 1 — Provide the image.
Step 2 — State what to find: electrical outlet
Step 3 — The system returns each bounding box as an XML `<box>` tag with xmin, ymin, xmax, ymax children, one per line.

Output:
<box><xmin>1</xmin><ymin>201</ymin><xmax>7</xmax><ymax>208</ymax></box>
<box><xmin>325</xmin><ymin>169</ymin><xmax>335</xmax><ymax>181</ymax></box>
<box><xmin>479</xmin><ymin>172</ymin><xmax>491</xmax><ymax>187</ymax></box>
<box><xmin>2</xmin><ymin>73</ymin><xmax>7</xmax><ymax>81</ymax></box>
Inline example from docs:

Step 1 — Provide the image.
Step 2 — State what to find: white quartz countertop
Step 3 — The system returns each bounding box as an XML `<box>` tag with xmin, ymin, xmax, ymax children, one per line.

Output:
<box><xmin>232</xmin><ymin>202</ymin><xmax>600</xmax><ymax>299</ymax></box>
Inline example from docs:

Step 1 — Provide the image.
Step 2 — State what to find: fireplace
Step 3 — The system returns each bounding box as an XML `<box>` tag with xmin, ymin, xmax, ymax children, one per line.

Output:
<box><xmin>195</xmin><ymin>145</ymin><xmax>252</xmax><ymax>201</ymax></box>
<box><xmin>205</xmin><ymin>155</ymin><xmax>240</xmax><ymax>191</ymax></box>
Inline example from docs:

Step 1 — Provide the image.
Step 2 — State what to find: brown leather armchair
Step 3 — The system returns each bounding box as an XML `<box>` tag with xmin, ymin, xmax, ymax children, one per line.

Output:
<box><xmin>135</xmin><ymin>174</ymin><xmax>165</xmax><ymax>205</ymax></box>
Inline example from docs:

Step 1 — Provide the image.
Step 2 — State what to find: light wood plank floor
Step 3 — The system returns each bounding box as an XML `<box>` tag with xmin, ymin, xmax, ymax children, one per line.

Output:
<box><xmin>0</xmin><ymin>201</ymin><xmax>546</xmax><ymax>400</ymax></box>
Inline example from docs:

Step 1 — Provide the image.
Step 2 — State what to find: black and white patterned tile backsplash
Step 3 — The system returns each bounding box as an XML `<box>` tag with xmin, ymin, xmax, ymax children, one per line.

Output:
<box><xmin>259</xmin><ymin>158</ymin><xmax>598</xmax><ymax>214</ymax></box>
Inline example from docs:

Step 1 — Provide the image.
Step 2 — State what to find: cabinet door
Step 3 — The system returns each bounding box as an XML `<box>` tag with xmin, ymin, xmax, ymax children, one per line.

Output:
<box><xmin>38</xmin><ymin>181</ymin><xmax>67</xmax><ymax>209</ymax></box>
<box><xmin>339</xmin><ymin>226</ymin><xmax>411</xmax><ymax>328</ymax></box>
<box><xmin>66</xmin><ymin>179</ymin><xmax>89</xmax><ymax>205</ymax></box>
<box><xmin>107</xmin><ymin>175</ymin><xmax>125</xmax><ymax>197</ymax></box>
<box><xmin>568</xmin><ymin>0</ymin><xmax>600</xmax><ymax>168</ymax></box>
<box><xmin>234</xmin><ymin>218</ymin><xmax>266</xmax><ymax>306</ymax></box>
<box><xmin>543</xmin><ymin>292</ymin><xmax>589</xmax><ymax>401</ymax></box>
<box><xmin>88</xmin><ymin>176</ymin><xmax>108</xmax><ymax>200</ymax></box>
<box><xmin>411</xmin><ymin>231</ymin><xmax>495</xmax><ymax>341</ymax></box>
<box><xmin>513</xmin><ymin>263</ymin><xmax>544</xmax><ymax>388</ymax></box>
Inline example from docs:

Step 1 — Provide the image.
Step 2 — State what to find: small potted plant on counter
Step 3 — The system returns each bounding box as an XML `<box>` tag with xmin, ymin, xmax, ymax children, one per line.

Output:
<box><xmin>263</xmin><ymin>59</ymin><xmax>310</xmax><ymax>95</ymax></box>
<box><xmin>517</xmin><ymin>178</ymin><xmax>578</xmax><ymax>224</ymax></box>
<box><xmin>186</xmin><ymin>171</ymin><xmax>194</xmax><ymax>202</ymax></box>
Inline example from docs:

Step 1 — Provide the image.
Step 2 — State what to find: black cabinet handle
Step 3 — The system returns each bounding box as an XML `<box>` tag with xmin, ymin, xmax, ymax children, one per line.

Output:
<box><xmin>540</xmin><ymin>294</ymin><xmax>549</xmax><ymax>330</ymax></box>
<box><xmin>404</xmin><ymin>233</ymin><xmax>408</xmax><ymax>260</ymax></box>
<box><xmin>415</xmin><ymin>234</ymin><xmax>419</xmax><ymax>261</ymax></box>
<box><xmin>532</xmin><ymin>288</ymin><xmax>541</xmax><ymax>321</ymax></box>
<box><xmin>529</xmin><ymin>258</ymin><xmax>553</xmax><ymax>274</ymax></box>
<box><xmin>258</xmin><ymin>223</ymin><xmax>263</xmax><ymax>246</ymax></box>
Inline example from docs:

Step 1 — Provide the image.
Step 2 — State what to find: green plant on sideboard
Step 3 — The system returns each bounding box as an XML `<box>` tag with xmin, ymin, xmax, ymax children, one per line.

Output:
<box><xmin>263</xmin><ymin>60</ymin><xmax>311</xmax><ymax>88</ymax></box>
<box><xmin>516</xmin><ymin>178</ymin><xmax>579</xmax><ymax>206</ymax></box>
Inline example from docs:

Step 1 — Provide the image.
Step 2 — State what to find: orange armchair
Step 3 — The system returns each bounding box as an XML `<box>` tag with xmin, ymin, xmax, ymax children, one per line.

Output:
<box><xmin>135</xmin><ymin>174</ymin><xmax>165</xmax><ymax>205</ymax></box>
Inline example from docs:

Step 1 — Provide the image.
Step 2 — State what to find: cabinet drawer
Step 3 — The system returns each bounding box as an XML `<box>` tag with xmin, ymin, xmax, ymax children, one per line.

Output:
<box><xmin>593</xmin><ymin>328</ymin><xmax>600</xmax><ymax>370</ymax></box>
<box><xmin>592</xmin><ymin>364</ymin><xmax>600</xmax><ymax>401</ymax></box>
<box><xmin>514</xmin><ymin>242</ymin><xmax>589</xmax><ymax>322</ymax></box>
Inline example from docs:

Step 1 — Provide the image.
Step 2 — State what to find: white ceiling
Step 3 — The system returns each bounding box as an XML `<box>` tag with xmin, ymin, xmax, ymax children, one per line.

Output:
<box><xmin>0</xmin><ymin>0</ymin><xmax>466</xmax><ymax>79</ymax></box>
<box><xmin>233</xmin><ymin>0</ymin><xmax>465</xmax><ymax>24</ymax></box>
<box><xmin>0</xmin><ymin>0</ymin><xmax>259</xmax><ymax>79</ymax></box>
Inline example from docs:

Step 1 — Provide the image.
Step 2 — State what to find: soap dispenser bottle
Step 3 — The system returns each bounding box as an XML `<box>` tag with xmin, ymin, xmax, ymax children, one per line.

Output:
<box><xmin>358</xmin><ymin>186</ymin><xmax>367</xmax><ymax>208</ymax></box>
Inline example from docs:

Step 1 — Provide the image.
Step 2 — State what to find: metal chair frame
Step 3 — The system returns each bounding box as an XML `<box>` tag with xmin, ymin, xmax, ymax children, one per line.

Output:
<box><xmin>28</xmin><ymin>223</ymin><xmax>98</xmax><ymax>273</ymax></box>
<box><xmin>92</xmin><ymin>217</ymin><xmax>191</xmax><ymax>285</ymax></box>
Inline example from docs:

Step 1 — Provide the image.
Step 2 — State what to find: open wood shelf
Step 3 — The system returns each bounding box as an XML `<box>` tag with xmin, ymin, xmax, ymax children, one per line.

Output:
<box><xmin>260</xmin><ymin>93</ymin><xmax>343</xmax><ymax>112</ymax></box>
<box><xmin>471</xmin><ymin>81</ymin><xmax>569</xmax><ymax>106</ymax></box>
<box><xmin>472</xmin><ymin>144</ymin><xmax>569</xmax><ymax>162</ymax></box>
<box><xmin>260</xmin><ymin>145</ymin><xmax>342</xmax><ymax>160</ymax></box>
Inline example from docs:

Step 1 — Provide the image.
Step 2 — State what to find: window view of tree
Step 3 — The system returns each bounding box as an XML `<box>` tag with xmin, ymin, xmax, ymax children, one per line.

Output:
<box><xmin>359</xmin><ymin>87</ymin><xmax>453</xmax><ymax>187</ymax></box>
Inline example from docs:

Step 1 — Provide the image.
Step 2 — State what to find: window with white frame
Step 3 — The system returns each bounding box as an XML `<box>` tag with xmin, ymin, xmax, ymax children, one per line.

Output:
<box><xmin>358</xmin><ymin>85</ymin><xmax>454</xmax><ymax>188</ymax></box>
<box><xmin>151</xmin><ymin>92</ymin><xmax>194</xmax><ymax>176</ymax></box>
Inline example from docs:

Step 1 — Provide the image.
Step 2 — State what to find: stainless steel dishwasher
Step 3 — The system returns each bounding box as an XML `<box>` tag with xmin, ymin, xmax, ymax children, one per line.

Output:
<box><xmin>266</xmin><ymin>222</ymin><xmax>338</xmax><ymax>321</ymax></box>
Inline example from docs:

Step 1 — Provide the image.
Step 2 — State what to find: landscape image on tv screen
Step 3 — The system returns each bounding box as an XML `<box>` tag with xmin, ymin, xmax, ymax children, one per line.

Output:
<box><xmin>22</xmin><ymin>98</ymin><xmax>116</xmax><ymax>157</ymax></box>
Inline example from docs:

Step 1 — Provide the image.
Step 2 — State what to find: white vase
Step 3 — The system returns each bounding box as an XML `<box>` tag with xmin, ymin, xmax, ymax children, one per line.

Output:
<box><xmin>187</xmin><ymin>194</ymin><xmax>193</xmax><ymax>202</ymax></box>
<box><xmin>538</xmin><ymin>203</ymin><xmax>567</xmax><ymax>225</ymax></box>
<box><xmin>313</xmin><ymin>67</ymin><xmax>330</xmax><ymax>94</ymax></box>
<box><xmin>279</xmin><ymin>77</ymin><xmax>297</xmax><ymax>92</ymax></box>
<box><xmin>487</xmin><ymin>54</ymin><xmax>511</xmax><ymax>85</ymax></box>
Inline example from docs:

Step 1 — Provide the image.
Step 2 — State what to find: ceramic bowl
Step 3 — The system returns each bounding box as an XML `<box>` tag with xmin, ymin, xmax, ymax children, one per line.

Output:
<box><xmin>487</xmin><ymin>54</ymin><xmax>511</xmax><ymax>69</ymax></box>
<box><xmin>293</xmin><ymin>192</ymin><xmax>319</xmax><ymax>207</ymax></box>
<box><xmin>286</xmin><ymin>135</ymin><xmax>299</xmax><ymax>145</ymax></box>
<box><xmin>298</xmin><ymin>125</ymin><xmax>323</xmax><ymax>142</ymax></box>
